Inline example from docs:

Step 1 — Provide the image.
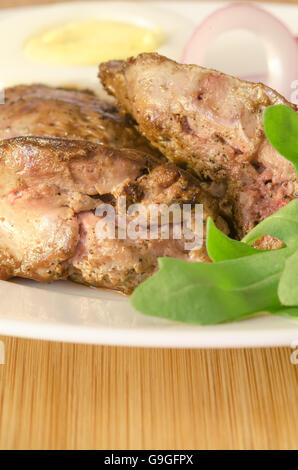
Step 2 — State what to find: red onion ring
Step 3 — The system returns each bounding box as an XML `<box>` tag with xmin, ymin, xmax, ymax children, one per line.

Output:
<box><xmin>181</xmin><ymin>2</ymin><xmax>298</xmax><ymax>100</ymax></box>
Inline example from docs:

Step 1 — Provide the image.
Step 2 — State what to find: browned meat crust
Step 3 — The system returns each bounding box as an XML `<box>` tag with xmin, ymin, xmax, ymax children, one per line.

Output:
<box><xmin>0</xmin><ymin>135</ymin><xmax>159</xmax><ymax>197</ymax></box>
<box><xmin>99</xmin><ymin>53</ymin><xmax>298</xmax><ymax>239</ymax></box>
<box><xmin>0</xmin><ymin>136</ymin><xmax>226</xmax><ymax>293</ymax></box>
<box><xmin>69</xmin><ymin>162</ymin><xmax>226</xmax><ymax>293</ymax></box>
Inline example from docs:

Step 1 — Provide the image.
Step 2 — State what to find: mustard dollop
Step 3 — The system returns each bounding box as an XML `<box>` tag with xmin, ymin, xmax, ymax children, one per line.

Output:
<box><xmin>24</xmin><ymin>20</ymin><xmax>164</xmax><ymax>66</ymax></box>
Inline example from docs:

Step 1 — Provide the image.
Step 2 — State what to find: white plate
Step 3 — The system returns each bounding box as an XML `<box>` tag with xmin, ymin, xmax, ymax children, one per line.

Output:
<box><xmin>0</xmin><ymin>1</ymin><xmax>193</xmax><ymax>93</ymax></box>
<box><xmin>0</xmin><ymin>1</ymin><xmax>297</xmax><ymax>347</ymax></box>
<box><xmin>0</xmin><ymin>279</ymin><xmax>297</xmax><ymax>348</ymax></box>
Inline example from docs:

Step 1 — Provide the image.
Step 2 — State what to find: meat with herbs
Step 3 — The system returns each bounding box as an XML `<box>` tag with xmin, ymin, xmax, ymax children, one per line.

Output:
<box><xmin>99</xmin><ymin>53</ymin><xmax>298</xmax><ymax>238</ymax></box>
<box><xmin>0</xmin><ymin>136</ymin><xmax>227</xmax><ymax>293</ymax></box>
<box><xmin>0</xmin><ymin>84</ymin><xmax>161</xmax><ymax>157</ymax></box>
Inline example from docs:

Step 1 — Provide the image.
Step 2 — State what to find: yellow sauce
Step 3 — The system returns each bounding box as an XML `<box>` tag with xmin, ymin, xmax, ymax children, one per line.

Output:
<box><xmin>24</xmin><ymin>20</ymin><xmax>164</xmax><ymax>66</ymax></box>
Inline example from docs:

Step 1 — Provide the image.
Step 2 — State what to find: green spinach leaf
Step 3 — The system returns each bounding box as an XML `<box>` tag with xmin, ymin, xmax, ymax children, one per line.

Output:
<box><xmin>131</xmin><ymin>201</ymin><xmax>298</xmax><ymax>325</ymax></box>
<box><xmin>264</xmin><ymin>104</ymin><xmax>298</xmax><ymax>173</ymax></box>
<box><xmin>131</xmin><ymin>253</ymin><xmax>287</xmax><ymax>325</ymax></box>
<box><xmin>271</xmin><ymin>307</ymin><xmax>298</xmax><ymax>318</ymax></box>
<box><xmin>278</xmin><ymin>250</ymin><xmax>298</xmax><ymax>306</ymax></box>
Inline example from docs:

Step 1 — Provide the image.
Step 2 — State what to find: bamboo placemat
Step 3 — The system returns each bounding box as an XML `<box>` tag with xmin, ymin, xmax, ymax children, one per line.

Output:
<box><xmin>0</xmin><ymin>337</ymin><xmax>297</xmax><ymax>449</ymax></box>
<box><xmin>0</xmin><ymin>0</ymin><xmax>297</xmax><ymax>450</ymax></box>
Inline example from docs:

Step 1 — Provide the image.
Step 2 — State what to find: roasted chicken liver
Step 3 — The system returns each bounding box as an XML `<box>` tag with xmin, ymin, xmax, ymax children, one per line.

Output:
<box><xmin>99</xmin><ymin>53</ymin><xmax>298</xmax><ymax>238</ymax></box>
<box><xmin>2</xmin><ymin>52</ymin><xmax>294</xmax><ymax>294</ymax></box>
<box><xmin>0</xmin><ymin>84</ymin><xmax>161</xmax><ymax>156</ymax></box>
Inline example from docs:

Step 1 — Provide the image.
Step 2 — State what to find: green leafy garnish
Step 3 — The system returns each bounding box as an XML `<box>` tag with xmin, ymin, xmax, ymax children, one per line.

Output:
<box><xmin>271</xmin><ymin>307</ymin><xmax>298</xmax><ymax>318</ymax></box>
<box><xmin>131</xmin><ymin>201</ymin><xmax>298</xmax><ymax>325</ymax></box>
<box><xmin>131</xmin><ymin>254</ymin><xmax>285</xmax><ymax>325</ymax></box>
<box><xmin>278</xmin><ymin>250</ymin><xmax>298</xmax><ymax>306</ymax></box>
<box><xmin>263</xmin><ymin>104</ymin><xmax>298</xmax><ymax>173</ymax></box>
<box><xmin>130</xmin><ymin>105</ymin><xmax>298</xmax><ymax>325</ymax></box>
<box><xmin>206</xmin><ymin>218</ymin><xmax>264</xmax><ymax>262</ymax></box>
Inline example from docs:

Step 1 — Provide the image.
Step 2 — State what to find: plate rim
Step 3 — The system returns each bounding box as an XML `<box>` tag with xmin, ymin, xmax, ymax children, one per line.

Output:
<box><xmin>0</xmin><ymin>317</ymin><xmax>297</xmax><ymax>348</ymax></box>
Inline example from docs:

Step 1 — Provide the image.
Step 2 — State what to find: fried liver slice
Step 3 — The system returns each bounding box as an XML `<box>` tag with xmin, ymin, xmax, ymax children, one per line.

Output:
<box><xmin>0</xmin><ymin>136</ymin><xmax>226</xmax><ymax>293</ymax></box>
<box><xmin>0</xmin><ymin>84</ymin><xmax>161</xmax><ymax>157</ymax></box>
<box><xmin>99</xmin><ymin>53</ymin><xmax>298</xmax><ymax>239</ymax></box>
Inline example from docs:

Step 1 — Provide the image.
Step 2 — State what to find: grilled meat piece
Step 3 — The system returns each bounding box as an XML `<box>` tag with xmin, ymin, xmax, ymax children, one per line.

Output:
<box><xmin>0</xmin><ymin>136</ymin><xmax>159</xmax><ymax>197</ymax></box>
<box><xmin>0</xmin><ymin>184</ymin><xmax>94</xmax><ymax>282</ymax></box>
<box><xmin>0</xmin><ymin>84</ymin><xmax>161</xmax><ymax>156</ymax></box>
<box><xmin>99</xmin><ymin>53</ymin><xmax>298</xmax><ymax>238</ymax></box>
<box><xmin>0</xmin><ymin>136</ymin><xmax>226</xmax><ymax>293</ymax></box>
<box><xmin>70</xmin><ymin>162</ymin><xmax>227</xmax><ymax>293</ymax></box>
